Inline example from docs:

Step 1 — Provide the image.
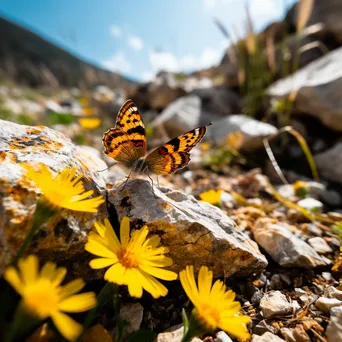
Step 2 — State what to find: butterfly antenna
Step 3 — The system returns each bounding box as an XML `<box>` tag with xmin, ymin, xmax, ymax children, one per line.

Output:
<box><xmin>98</xmin><ymin>163</ymin><xmax>119</xmax><ymax>172</ymax></box>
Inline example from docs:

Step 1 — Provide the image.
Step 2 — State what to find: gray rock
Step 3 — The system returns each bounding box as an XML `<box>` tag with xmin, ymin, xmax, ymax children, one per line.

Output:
<box><xmin>260</xmin><ymin>291</ymin><xmax>293</xmax><ymax>319</ymax></box>
<box><xmin>286</xmin><ymin>0</ymin><xmax>342</xmax><ymax>44</ymax></box>
<box><xmin>108</xmin><ymin>179</ymin><xmax>268</xmax><ymax>277</ymax></box>
<box><xmin>0</xmin><ymin>119</ymin><xmax>107</xmax><ymax>275</ymax></box>
<box><xmin>315</xmin><ymin>142</ymin><xmax>342</xmax><ymax>183</ymax></box>
<box><xmin>205</xmin><ymin>115</ymin><xmax>278</xmax><ymax>150</ymax></box>
<box><xmin>156</xmin><ymin>324</ymin><xmax>202</xmax><ymax>342</ymax></box>
<box><xmin>151</xmin><ymin>95</ymin><xmax>220</xmax><ymax>138</ymax></box>
<box><xmin>308</xmin><ymin>237</ymin><xmax>333</xmax><ymax>254</ymax></box>
<box><xmin>252</xmin><ymin>218</ymin><xmax>328</xmax><ymax>268</ymax></box>
<box><xmin>119</xmin><ymin>303</ymin><xmax>143</xmax><ymax>336</ymax></box>
<box><xmin>251</xmin><ymin>332</ymin><xmax>285</xmax><ymax>342</ymax></box>
<box><xmin>215</xmin><ymin>331</ymin><xmax>233</xmax><ymax>342</ymax></box>
<box><xmin>326</xmin><ymin>306</ymin><xmax>342</xmax><ymax>342</ymax></box>
<box><xmin>315</xmin><ymin>297</ymin><xmax>342</xmax><ymax>314</ymax></box>
<box><xmin>267</xmin><ymin>46</ymin><xmax>342</xmax><ymax>131</ymax></box>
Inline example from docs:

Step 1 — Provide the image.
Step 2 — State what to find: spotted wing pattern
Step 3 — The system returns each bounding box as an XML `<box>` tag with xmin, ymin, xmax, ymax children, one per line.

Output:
<box><xmin>102</xmin><ymin>99</ymin><xmax>146</xmax><ymax>165</ymax></box>
<box><xmin>144</xmin><ymin>125</ymin><xmax>210</xmax><ymax>174</ymax></box>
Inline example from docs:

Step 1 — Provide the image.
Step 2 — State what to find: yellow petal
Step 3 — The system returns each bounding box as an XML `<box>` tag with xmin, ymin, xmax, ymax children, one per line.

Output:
<box><xmin>4</xmin><ymin>267</ymin><xmax>24</xmax><ymax>295</ymax></box>
<box><xmin>85</xmin><ymin>239</ymin><xmax>117</xmax><ymax>259</ymax></box>
<box><xmin>127</xmin><ymin>269</ymin><xmax>143</xmax><ymax>298</ymax></box>
<box><xmin>104</xmin><ymin>263</ymin><xmax>127</xmax><ymax>285</ymax></box>
<box><xmin>138</xmin><ymin>270</ymin><xmax>168</xmax><ymax>298</ymax></box>
<box><xmin>51</xmin><ymin>311</ymin><xmax>83</xmax><ymax>341</ymax></box>
<box><xmin>58</xmin><ymin>292</ymin><xmax>96</xmax><ymax>312</ymax></box>
<box><xmin>120</xmin><ymin>216</ymin><xmax>130</xmax><ymax>247</ymax></box>
<box><xmin>219</xmin><ymin>316</ymin><xmax>251</xmax><ymax>340</ymax></box>
<box><xmin>89</xmin><ymin>257</ymin><xmax>117</xmax><ymax>269</ymax></box>
<box><xmin>18</xmin><ymin>255</ymin><xmax>39</xmax><ymax>286</ymax></box>
<box><xmin>198</xmin><ymin>266</ymin><xmax>212</xmax><ymax>298</ymax></box>
<box><xmin>139</xmin><ymin>265</ymin><xmax>177</xmax><ymax>281</ymax></box>
<box><xmin>59</xmin><ymin>279</ymin><xmax>85</xmax><ymax>299</ymax></box>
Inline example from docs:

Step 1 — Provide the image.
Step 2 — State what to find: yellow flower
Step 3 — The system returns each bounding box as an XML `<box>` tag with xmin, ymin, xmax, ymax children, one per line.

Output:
<box><xmin>85</xmin><ymin>217</ymin><xmax>178</xmax><ymax>298</ymax></box>
<box><xmin>21</xmin><ymin>163</ymin><xmax>104</xmax><ymax>212</ymax></box>
<box><xmin>200</xmin><ymin>142</ymin><xmax>211</xmax><ymax>152</ymax></box>
<box><xmin>180</xmin><ymin>266</ymin><xmax>250</xmax><ymax>340</ymax></box>
<box><xmin>227</xmin><ymin>131</ymin><xmax>244</xmax><ymax>151</ymax></box>
<box><xmin>292</xmin><ymin>180</ymin><xmax>309</xmax><ymax>197</ymax></box>
<box><xmin>78</xmin><ymin>118</ymin><xmax>101</xmax><ymax>129</ymax></box>
<box><xmin>332</xmin><ymin>246</ymin><xmax>342</xmax><ymax>272</ymax></box>
<box><xmin>4</xmin><ymin>255</ymin><xmax>96</xmax><ymax>341</ymax></box>
<box><xmin>199</xmin><ymin>189</ymin><xmax>222</xmax><ymax>206</ymax></box>
<box><xmin>82</xmin><ymin>107</ymin><xmax>95</xmax><ymax>116</ymax></box>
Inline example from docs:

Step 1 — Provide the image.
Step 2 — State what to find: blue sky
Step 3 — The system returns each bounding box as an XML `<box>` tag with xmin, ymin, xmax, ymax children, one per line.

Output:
<box><xmin>1</xmin><ymin>0</ymin><xmax>296</xmax><ymax>82</ymax></box>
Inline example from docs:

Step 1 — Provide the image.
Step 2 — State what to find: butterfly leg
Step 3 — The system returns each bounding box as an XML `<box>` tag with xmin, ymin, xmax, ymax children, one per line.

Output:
<box><xmin>121</xmin><ymin>170</ymin><xmax>133</xmax><ymax>190</ymax></box>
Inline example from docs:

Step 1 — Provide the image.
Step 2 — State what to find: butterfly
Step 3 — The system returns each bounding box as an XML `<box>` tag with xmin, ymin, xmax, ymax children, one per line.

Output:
<box><xmin>102</xmin><ymin>99</ymin><xmax>212</xmax><ymax>176</ymax></box>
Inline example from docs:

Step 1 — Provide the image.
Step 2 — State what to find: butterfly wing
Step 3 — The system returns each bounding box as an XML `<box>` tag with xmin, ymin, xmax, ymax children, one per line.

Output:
<box><xmin>102</xmin><ymin>99</ymin><xmax>146</xmax><ymax>165</ymax></box>
<box><xmin>144</xmin><ymin>125</ymin><xmax>210</xmax><ymax>174</ymax></box>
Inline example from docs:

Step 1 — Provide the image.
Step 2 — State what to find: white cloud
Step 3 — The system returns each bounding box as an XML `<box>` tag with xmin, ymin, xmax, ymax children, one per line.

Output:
<box><xmin>249</xmin><ymin>0</ymin><xmax>284</xmax><ymax>28</ymax></box>
<box><xmin>199</xmin><ymin>47</ymin><xmax>221</xmax><ymax>68</ymax></box>
<box><xmin>203</xmin><ymin>0</ymin><xmax>216</xmax><ymax>10</ymax></box>
<box><xmin>102</xmin><ymin>52</ymin><xmax>131</xmax><ymax>73</ymax></box>
<box><xmin>142</xmin><ymin>71</ymin><xmax>154</xmax><ymax>82</ymax></box>
<box><xmin>148</xmin><ymin>47</ymin><xmax>221</xmax><ymax>74</ymax></box>
<box><xmin>149</xmin><ymin>51</ymin><xmax>179</xmax><ymax>73</ymax></box>
<box><xmin>128</xmin><ymin>36</ymin><xmax>144</xmax><ymax>51</ymax></box>
<box><xmin>110</xmin><ymin>25</ymin><xmax>122</xmax><ymax>38</ymax></box>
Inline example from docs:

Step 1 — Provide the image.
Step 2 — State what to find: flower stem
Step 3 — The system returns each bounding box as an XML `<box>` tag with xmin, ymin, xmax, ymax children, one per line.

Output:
<box><xmin>13</xmin><ymin>198</ymin><xmax>57</xmax><ymax>264</ymax></box>
<box><xmin>79</xmin><ymin>282</ymin><xmax>117</xmax><ymax>341</ymax></box>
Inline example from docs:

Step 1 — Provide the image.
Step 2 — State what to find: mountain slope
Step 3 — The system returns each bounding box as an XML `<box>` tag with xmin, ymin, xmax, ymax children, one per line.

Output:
<box><xmin>0</xmin><ymin>15</ymin><xmax>135</xmax><ymax>88</ymax></box>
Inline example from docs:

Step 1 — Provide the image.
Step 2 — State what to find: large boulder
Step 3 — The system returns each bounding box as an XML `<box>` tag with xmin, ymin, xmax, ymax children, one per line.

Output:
<box><xmin>0</xmin><ymin>119</ymin><xmax>107</xmax><ymax>276</ymax></box>
<box><xmin>108</xmin><ymin>179</ymin><xmax>268</xmax><ymax>278</ymax></box>
<box><xmin>267</xmin><ymin>46</ymin><xmax>342</xmax><ymax>131</ymax></box>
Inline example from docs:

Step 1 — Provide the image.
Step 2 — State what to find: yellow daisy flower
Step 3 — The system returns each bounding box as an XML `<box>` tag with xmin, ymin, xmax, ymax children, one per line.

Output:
<box><xmin>199</xmin><ymin>189</ymin><xmax>222</xmax><ymax>206</ymax></box>
<box><xmin>78</xmin><ymin>118</ymin><xmax>101</xmax><ymax>129</ymax></box>
<box><xmin>4</xmin><ymin>255</ymin><xmax>96</xmax><ymax>341</ymax></box>
<box><xmin>21</xmin><ymin>163</ymin><xmax>104</xmax><ymax>212</ymax></box>
<box><xmin>85</xmin><ymin>217</ymin><xmax>178</xmax><ymax>298</ymax></box>
<box><xmin>180</xmin><ymin>266</ymin><xmax>250</xmax><ymax>341</ymax></box>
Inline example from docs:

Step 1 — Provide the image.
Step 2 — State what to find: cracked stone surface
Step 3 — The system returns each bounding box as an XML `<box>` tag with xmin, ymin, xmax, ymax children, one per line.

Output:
<box><xmin>108</xmin><ymin>179</ymin><xmax>268</xmax><ymax>278</ymax></box>
<box><xmin>252</xmin><ymin>218</ymin><xmax>328</xmax><ymax>268</ymax></box>
<box><xmin>0</xmin><ymin>120</ymin><xmax>107</xmax><ymax>276</ymax></box>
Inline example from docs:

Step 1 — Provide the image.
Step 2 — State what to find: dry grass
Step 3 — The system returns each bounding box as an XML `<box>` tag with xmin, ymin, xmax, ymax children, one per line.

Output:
<box><xmin>296</xmin><ymin>0</ymin><xmax>314</xmax><ymax>33</ymax></box>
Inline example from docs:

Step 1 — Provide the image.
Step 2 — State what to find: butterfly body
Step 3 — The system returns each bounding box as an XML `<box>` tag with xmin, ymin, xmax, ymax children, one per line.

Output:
<box><xmin>102</xmin><ymin>99</ymin><xmax>212</xmax><ymax>175</ymax></box>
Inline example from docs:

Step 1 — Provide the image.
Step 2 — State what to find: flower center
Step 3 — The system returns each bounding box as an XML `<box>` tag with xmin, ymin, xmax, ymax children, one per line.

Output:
<box><xmin>196</xmin><ymin>304</ymin><xmax>221</xmax><ymax>330</ymax></box>
<box><xmin>117</xmin><ymin>248</ymin><xmax>140</xmax><ymax>268</ymax></box>
<box><xmin>23</xmin><ymin>290</ymin><xmax>59</xmax><ymax>319</ymax></box>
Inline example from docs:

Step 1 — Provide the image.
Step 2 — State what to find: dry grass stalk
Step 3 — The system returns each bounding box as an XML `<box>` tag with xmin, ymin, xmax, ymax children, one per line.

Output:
<box><xmin>266</xmin><ymin>34</ymin><xmax>276</xmax><ymax>74</ymax></box>
<box><xmin>296</xmin><ymin>0</ymin><xmax>314</xmax><ymax>33</ymax></box>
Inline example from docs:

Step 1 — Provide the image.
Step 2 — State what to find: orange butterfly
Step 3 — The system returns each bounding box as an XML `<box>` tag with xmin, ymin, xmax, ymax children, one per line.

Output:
<box><xmin>102</xmin><ymin>99</ymin><xmax>212</xmax><ymax>176</ymax></box>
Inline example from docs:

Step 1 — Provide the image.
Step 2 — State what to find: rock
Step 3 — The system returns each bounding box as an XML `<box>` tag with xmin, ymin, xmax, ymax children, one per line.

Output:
<box><xmin>267</xmin><ymin>46</ymin><xmax>342</xmax><ymax>132</ymax></box>
<box><xmin>81</xmin><ymin>324</ymin><xmax>112</xmax><ymax>342</ymax></box>
<box><xmin>315</xmin><ymin>142</ymin><xmax>342</xmax><ymax>183</ymax></box>
<box><xmin>308</xmin><ymin>237</ymin><xmax>333</xmax><ymax>254</ymax></box>
<box><xmin>93</xmin><ymin>85</ymin><xmax>114</xmax><ymax>102</ymax></box>
<box><xmin>252</xmin><ymin>218</ymin><xmax>328</xmax><ymax>268</ymax></box>
<box><xmin>322</xmin><ymin>189</ymin><xmax>342</xmax><ymax>207</ymax></box>
<box><xmin>108</xmin><ymin>179</ymin><xmax>268</xmax><ymax>277</ymax></box>
<box><xmin>286</xmin><ymin>0</ymin><xmax>342</xmax><ymax>44</ymax></box>
<box><xmin>260</xmin><ymin>291</ymin><xmax>293</xmax><ymax>319</ymax></box>
<box><xmin>190</xmin><ymin>87</ymin><xmax>241</xmax><ymax>116</ymax></box>
<box><xmin>119</xmin><ymin>303</ymin><xmax>143</xmax><ymax>336</ymax></box>
<box><xmin>156</xmin><ymin>324</ymin><xmax>202</xmax><ymax>342</ymax></box>
<box><xmin>0</xmin><ymin>119</ymin><xmax>107</xmax><ymax>275</ymax></box>
<box><xmin>297</xmin><ymin>198</ymin><xmax>323</xmax><ymax>212</ymax></box>
<box><xmin>292</xmin><ymin>324</ymin><xmax>310</xmax><ymax>342</ymax></box>
<box><xmin>315</xmin><ymin>297</ymin><xmax>342</xmax><ymax>314</ymax></box>
<box><xmin>326</xmin><ymin>306</ymin><xmax>342</xmax><ymax>342</ymax></box>
<box><xmin>251</xmin><ymin>332</ymin><xmax>285</xmax><ymax>342</ymax></box>
<box><xmin>280</xmin><ymin>328</ymin><xmax>295</xmax><ymax>342</ymax></box>
<box><xmin>324</xmin><ymin>286</ymin><xmax>342</xmax><ymax>300</ymax></box>
<box><xmin>151</xmin><ymin>95</ymin><xmax>220</xmax><ymax>138</ymax></box>
<box><xmin>215</xmin><ymin>331</ymin><xmax>233</xmax><ymax>342</ymax></box>
<box><xmin>205</xmin><ymin>115</ymin><xmax>278</xmax><ymax>150</ymax></box>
